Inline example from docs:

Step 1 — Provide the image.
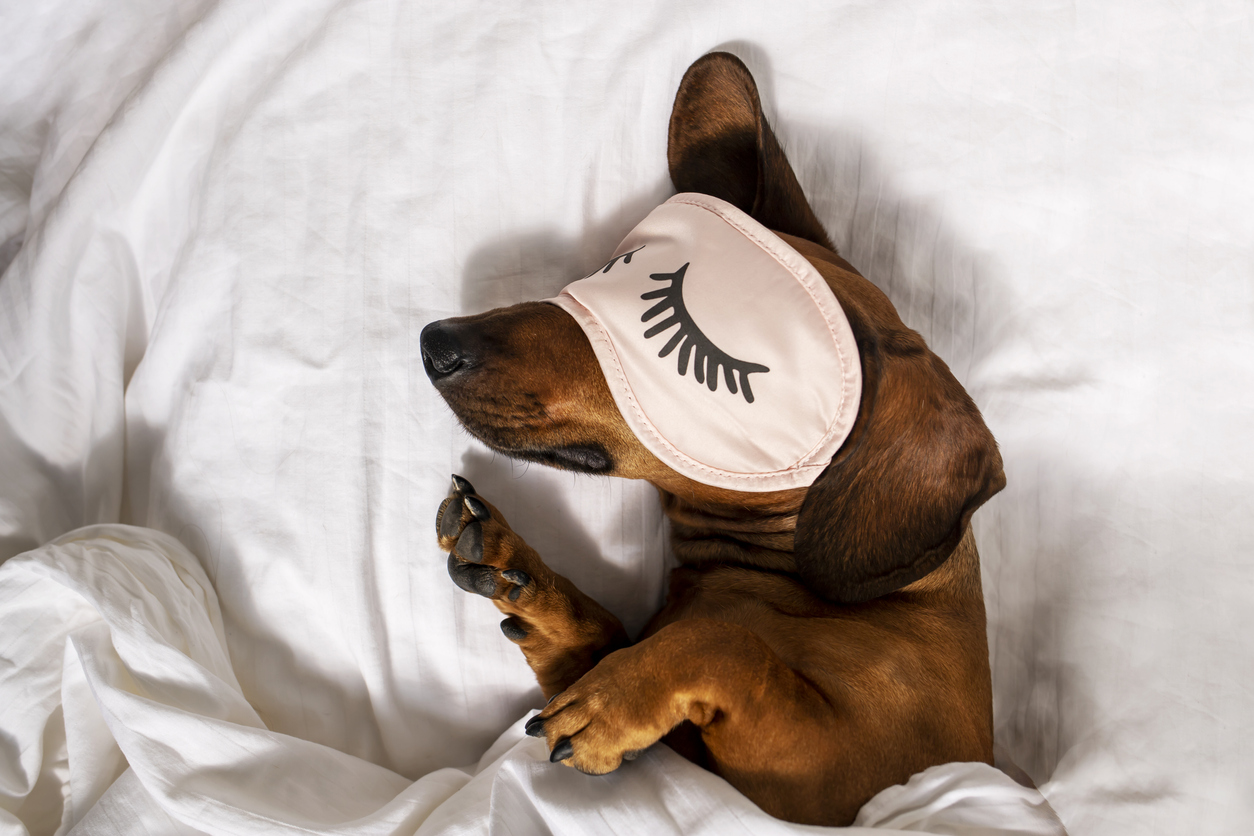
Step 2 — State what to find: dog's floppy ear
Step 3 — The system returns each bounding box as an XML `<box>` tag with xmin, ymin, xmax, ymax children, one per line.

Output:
<box><xmin>668</xmin><ymin>52</ymin><xmax>833</xmax><ymax>249</ymax></box>
<box><xmin>670</xmin><ymin>52</ymin><xmax>1005</xmax><ymax>603</ymax></box>
<box><xmin>793</xmin><ymin>278</ymin><xmax>1007</xmax><ymax>603</ymax></box>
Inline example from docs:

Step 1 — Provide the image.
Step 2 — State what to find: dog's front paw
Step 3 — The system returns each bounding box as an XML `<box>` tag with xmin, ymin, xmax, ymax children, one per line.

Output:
<box><xmin>524</xmin><ymin>643</ymin><xmax>689</xmax><ymax>774</ymax></box>
<box><xmin>435</xmin><ymin>475</ymin><xmax>539</xmax><ymax>608</ymax></box>
<box><xmin>435</xmin><ymin>474</ymin><xmax>629</xmax><ymax>697</ymax></box>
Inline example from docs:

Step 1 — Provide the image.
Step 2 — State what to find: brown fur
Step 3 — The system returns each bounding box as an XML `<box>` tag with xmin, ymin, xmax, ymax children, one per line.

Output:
<box><xmin>422</xmin><ymin>52</ymin><xmax>1005</xmax><ymax>827</ymax></box>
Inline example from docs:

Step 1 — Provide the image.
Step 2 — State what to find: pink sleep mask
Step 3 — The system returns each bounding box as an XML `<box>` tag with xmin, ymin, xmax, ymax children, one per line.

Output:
<box><xmin>550</xmin><ymin>194</ymin><xmax>861</xmax><ymax>491</ymax></box>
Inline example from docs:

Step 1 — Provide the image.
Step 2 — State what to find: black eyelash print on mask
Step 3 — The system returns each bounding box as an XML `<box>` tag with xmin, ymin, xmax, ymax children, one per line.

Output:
<box><xmin>640</xmin><ymin>263</ymin><xmax>769</xmax><ymax>403</ymax></box>
<box><xmin>585</xmin><ymin>245</ymin><xmax>645</xmax><ymax>278</ymax></box>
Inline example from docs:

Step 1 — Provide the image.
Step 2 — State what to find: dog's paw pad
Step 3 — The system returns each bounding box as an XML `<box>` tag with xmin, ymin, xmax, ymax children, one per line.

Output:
<box><xmin>437</xmin><ymin>493</ymin><xmax>465</xmax><ymax>540</ymax></box>
<box><xmin>500</xmin><ymin>616</ymin><xmax>529</xmax><ymax>641</ymax></box>
<box><xmin>447</xmin><ymin>555</ymin><xmax>499</xmax><ymax>597</ymax></box>
<box><xmin>435</xmin><ymin>481</ymin><xmax>543</xmax><ymax>606</ymax></box>
<box><xmin>452</xmin><ymin>520</ymin><xmax>484</xmax><ymax>562</ymax></box>
<box><xmin>436</xmin><ymin>475</ymin><xmax>493</xmax><ymax>553</ymax></box>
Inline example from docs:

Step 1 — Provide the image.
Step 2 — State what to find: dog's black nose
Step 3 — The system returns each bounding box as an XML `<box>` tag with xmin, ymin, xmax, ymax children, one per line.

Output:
<box><xmin>421</xmin><ymin>320</ymin><xmax>472</xmax><ymax>381</ymax></box>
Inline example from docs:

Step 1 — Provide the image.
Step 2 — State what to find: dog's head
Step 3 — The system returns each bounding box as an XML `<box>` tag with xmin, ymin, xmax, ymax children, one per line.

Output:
<box><xmin>422</xmin><ymin>53</ymin><xmax>1005</xmax><ymax>604</ymax></box>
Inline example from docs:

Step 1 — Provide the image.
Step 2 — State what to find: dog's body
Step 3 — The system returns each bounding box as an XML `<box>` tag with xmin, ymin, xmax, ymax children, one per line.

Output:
<box><xmin>421</xmin><ymin>53</ymin><xmax>1004</xmax><ymax>827</ymax></box>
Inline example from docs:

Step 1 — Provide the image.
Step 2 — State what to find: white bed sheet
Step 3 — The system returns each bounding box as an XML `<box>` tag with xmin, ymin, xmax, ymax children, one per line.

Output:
<box><xmin>1</xmin><ymin>1</ymin><xmax>1251</xmax><ymax>834</ymax></box>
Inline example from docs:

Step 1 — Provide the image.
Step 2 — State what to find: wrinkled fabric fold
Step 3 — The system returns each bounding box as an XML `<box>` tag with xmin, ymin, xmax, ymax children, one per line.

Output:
<box><xmin>0</xmin><ymin>525</ymin><xmax>1065</xmax><ymax>836</ymax></box>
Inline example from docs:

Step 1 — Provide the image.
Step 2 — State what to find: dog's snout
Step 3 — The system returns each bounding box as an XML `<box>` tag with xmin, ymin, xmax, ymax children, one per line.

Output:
<box><xmin>421</xmin><ymin>321</ymin><xmax>473</xmax><ymax>381</ymax></box>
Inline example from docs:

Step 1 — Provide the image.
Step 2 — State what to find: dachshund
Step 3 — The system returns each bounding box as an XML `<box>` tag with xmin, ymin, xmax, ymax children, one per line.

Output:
<box><xmin>420</xmin><ymin>52</ymin><xmax>1005</xmax><ymax>827</ymax></box>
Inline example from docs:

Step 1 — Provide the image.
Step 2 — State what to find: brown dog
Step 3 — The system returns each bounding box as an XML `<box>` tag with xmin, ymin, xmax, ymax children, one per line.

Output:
<box><xmin>420</xmin><ymin>52</ymin><xmax>1005</xmax><ymax>827</ymax></box>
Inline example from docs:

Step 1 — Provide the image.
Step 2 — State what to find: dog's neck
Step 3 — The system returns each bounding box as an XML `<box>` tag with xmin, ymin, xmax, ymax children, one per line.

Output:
<box><xmin>655</xmin><ymin>485</ymin><xmax>986</xmax><ymax>607</ymax></box>
<box><xmin>655</xmin><ymin>487</ymin><xmax>806</xmax><ymax>573</ymax></box>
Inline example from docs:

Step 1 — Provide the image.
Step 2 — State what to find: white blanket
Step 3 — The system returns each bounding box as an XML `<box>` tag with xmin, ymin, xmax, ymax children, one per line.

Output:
<box><xmin>0</xmin><ymin>527</ymin><xmax>1064</xmax><ymax>835</ymax></box>
<box><xmin>1</xmin><ymin>1</ymin><xmax>1251</xmax><ymax>834</ymax></box>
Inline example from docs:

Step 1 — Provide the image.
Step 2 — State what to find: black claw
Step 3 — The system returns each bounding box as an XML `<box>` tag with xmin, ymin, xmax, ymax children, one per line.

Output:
<box><xmin>524</xmin><ymin>715</ymin><xmax>546</xmax><ymax>737</ymax></box>
<box><xmin>550</xmin><ymin>738</ymin><xmax>574</xmax><ymax>763</ymax></box>
<box><xmin>452</xmin><ymin>474</ymin><xmax>475</xmax><ymax>495</ymax></box>
<box><xmin>438</xmin><ymin>495</ymin><xmax>464</xmax><ymax>539</ymax></box>
<box><xmin>501</xmin><ymin>569</ymin><xmax>531</xmax><ymax>587</ymax></box>
<box><xmin>500</xmin><ymin>617</ymin><xmax>528</xmax><ymax>641</ymax></box>
<box><xmin>452</xmin><ymin>521</ymin><xmax>483</xmax><ymax>562</ymax></box>
<box><xmin>464</xmin><ymin>495</ymin><xmax>491</xmax><ymax>521</ymax></box>
<box><xmin>503</xmin><ymin>569</ymin><xmax>531</xmax><ymax>601</ymax></box>
<box><xmin>447</xmin><ymin>555</ymin><xmax>498</xmax><ymax>597</ymax></box>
